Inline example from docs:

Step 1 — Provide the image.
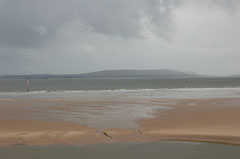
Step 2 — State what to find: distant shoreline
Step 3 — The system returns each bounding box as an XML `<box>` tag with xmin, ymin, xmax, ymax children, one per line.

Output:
<box><xmin>0</xmin><ymin>69</ymin><xmax>216</xmax><ymax>79</ymax></box>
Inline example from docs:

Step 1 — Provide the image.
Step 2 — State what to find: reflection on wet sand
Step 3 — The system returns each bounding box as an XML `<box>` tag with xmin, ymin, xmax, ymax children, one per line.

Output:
<box><xmin>0</xmin><ymin>88</ymin><xmax>240</xmax><ymax>145</ymax></box>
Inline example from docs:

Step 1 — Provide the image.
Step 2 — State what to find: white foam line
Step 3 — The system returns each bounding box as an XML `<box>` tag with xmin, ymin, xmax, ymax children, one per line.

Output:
<box><xmin>0</xmin><ymin>99</ymin><xmax>12</xmax><ymax>101</ymax></box>
<box><xmin>0</xmin><ymin>87</ymin><xmax>239</xmax><ymax>94</ymax></box>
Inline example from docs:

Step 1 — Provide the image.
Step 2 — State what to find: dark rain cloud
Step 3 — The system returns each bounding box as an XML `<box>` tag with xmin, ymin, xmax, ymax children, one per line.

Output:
<box><xmin>0</xmin><ymin>0</ymin><xmax>180</xmax><ymax>48</ymax></box>
<box><xmin>0</xmin><ymin>0</ymin><xmax>239</xmax><ymax>75</ymax></box>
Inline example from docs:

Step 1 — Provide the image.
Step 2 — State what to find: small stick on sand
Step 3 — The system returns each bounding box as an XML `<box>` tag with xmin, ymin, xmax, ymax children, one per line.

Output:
<box><xmin>102</xmin><ymin>132</ymin><xmax>112</xmax><ymax>139</ymax></box>
<box><xmin>137</xmin><ymin>129</ymin><xmax>143</xmax><ymax>135</ymax></box>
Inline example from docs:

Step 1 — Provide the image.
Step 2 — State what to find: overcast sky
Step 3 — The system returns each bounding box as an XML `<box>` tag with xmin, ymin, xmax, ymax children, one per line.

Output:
<box><xmin>0</xmin><ymin>0</ymin><xmax>240</xmax><ymax>75</ymax></box>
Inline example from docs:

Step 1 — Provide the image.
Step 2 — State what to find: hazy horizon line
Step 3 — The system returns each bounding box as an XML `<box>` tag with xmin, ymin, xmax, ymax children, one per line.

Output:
<box><xmin>0</xmin><ymin>69</ymin><xmax>238</xmax><ymax>77</ymax></box>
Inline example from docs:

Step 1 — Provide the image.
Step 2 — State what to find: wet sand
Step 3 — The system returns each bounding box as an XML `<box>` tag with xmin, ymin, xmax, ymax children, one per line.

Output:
<box><xmin>139</xmin><ymin>98</ymin><xmax>240</xmax><ymax>145</ymax></box>
<box><xmin>0</xmin><ymin>96</ymin><xmax>240</xmax><ymax>146</ymax></box>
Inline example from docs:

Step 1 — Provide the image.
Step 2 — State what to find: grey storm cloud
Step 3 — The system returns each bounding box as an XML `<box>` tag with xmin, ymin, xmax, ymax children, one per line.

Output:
<box><xmin>0</xmin><ymin>0</ymin><xmax>180</xmax><ymax>48</ymax></box>
<box><xmin>0</xmin><ymin>0</ymin><xmax>240</xmax><ymax>76</ymax></box>
<box><xmin>212</xmin><ymin>0</ymin><xmax>240</xmax><ymax>13</ymax></box>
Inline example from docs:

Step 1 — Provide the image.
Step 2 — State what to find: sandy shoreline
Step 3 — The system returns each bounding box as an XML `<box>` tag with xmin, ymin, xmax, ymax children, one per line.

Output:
<box><xmin>0</xmin><ymin>97</ymin><xmax>240</xmax><ymax>146</ymax></box>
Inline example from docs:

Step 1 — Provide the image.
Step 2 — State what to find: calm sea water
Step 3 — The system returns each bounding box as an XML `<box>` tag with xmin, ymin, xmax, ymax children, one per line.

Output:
<box><xmin>0</xmin><ymin>141</ymin><xmax>240</xmax><ymax>159</ymax></box>
<box><xmin>0</xmin><ymin>77</ymin><xmax>240</xmax><ymax>92</ymax></box>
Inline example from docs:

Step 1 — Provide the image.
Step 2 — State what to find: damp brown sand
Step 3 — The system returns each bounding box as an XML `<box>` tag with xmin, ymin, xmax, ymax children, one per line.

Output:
<box><xmin>138</xmin><ymin>98</ymin><xmax>240</xmax><ymax>145</ymax></box>
<box><xmin>0</xmin><ymin>98</ymin><xmax>240</xmax><ymax>146</ymax></box>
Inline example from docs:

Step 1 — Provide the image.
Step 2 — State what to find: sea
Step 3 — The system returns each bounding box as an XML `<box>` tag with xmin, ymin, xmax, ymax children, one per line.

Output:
<box><xmin>0</xmin><ymin>77</ymin><xmax>240</xmax><ymax>92</ymax></box>
<box><xmin>0</xmin><ymin>77</ymin><xmax>240</xmax><ymax>128</ymax></box>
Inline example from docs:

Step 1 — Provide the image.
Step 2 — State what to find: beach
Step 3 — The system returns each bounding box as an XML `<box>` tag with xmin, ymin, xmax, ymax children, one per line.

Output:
<box><xmin>0</xmin><ymin>88</ymin><xmax>240</xmax><ymax>146</ymax></box>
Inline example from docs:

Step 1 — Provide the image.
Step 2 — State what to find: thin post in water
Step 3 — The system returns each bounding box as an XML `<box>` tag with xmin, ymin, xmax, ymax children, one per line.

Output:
<box><xmin>26</xmin><ymin>79</ymin><xmax>30</xmax><ymax>92</ymax></box>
